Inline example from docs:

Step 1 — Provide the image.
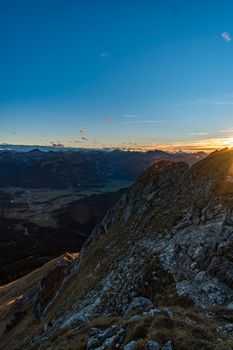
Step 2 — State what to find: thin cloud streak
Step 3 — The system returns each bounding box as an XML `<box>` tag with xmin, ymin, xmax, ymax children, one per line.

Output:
<box><xmin>188</xmin><ymin>132</ymin><xmax>208</xmax><ymax>136</ymax></box>
<box><xmin>177</xmin><ymin>99</ymin><xmax>233</xmax><ymax>106</ymax></box>
<box><xmin>221</xmin><ymin>129</ymin><xmax>233</xmax><ymax>133</ymax></box>
<box><xmin>198</xmin><ymin>100</ymin><xmax>233</xmax><ymax>105</ymax></box>
<box><xmin>122</xmin><ymin>120</ymin><xmax>166</xmax><ymax>125</ymax></box>
<box><xmin>121</xmin><ymin>114</ymin><xmax>142</xmax><ymax>118</ymax></box>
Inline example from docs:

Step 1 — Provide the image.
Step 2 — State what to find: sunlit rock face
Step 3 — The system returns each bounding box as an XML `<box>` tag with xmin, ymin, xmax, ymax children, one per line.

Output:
<box><xmin>2</xmin><ymin>149</ymin><xmax>233</xmax><ymax>349</ymax></box>
<box><xmin>81</xmin><ymin>149</ymin><xmax>233</xmax><ymax>311</ymax></box>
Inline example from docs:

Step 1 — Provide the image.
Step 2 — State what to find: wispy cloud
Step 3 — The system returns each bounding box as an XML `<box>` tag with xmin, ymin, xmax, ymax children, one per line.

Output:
<box><xmin>197</xmin><ymin>99</ymin><xmax>233</xmax><ymax>105</ymax></box>
<box><xmin>188</xmin><ymin>132</ymin><xmax>208</xmax><ymax>136</ymax></box>
<box><xmin>80</xmin><ymin>129</ymin><xmax>85</xmax><ymax>134</ymax></box>
<box><xmin>120</xmin><ymin>113</ymin><xmax>166</xmax><ymax>125</ymax></box>
<box><xmin>222</xmin><ymin>32</ymin><xmax>232</xmax><ymax>42</ymax></box>
<box><xmin>121</xmin><ymin>114</ymin><xmax>141</xmax><ymax>118</ymax></box>
<box><xmin>220</xmin><ymin>128</ymin><xmax>233</xmax><ymax>133</ymax></box>
<box><xmin>50</xmin><ymin>142</ymin><xmax>64</xmax><ymax>148</ymax></box>
<box><xmin>177</xmin><ymin>96</ymin><xmax>233</xmax><ymax>106</ymax></box>
<box><xmin>81</xmin><ymin>136</ymin><xmax>88</xmax><ymax>141</ymax></box>
<box><xmin>71</xmin><ymin>140</ymin><xmax>80</xmax><ymax>143</ymax></box>
<box><xmin>122</xmin><ymin>120</ymin><xmax>166</xmax><ymax>125</ymax></box>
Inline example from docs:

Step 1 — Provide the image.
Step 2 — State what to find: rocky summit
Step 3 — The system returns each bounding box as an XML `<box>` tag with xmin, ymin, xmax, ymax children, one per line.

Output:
<box><xmin>2</xmin><ymin>149</ymin><xmax>233</xmax><ymax>349</ymax></box>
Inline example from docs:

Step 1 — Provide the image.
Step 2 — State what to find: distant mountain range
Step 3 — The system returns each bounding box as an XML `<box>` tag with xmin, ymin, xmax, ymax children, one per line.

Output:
<box><xmin>0</xmin><ymin>148</ymin><xmax>206</xmax><ymax>189</ymax></box>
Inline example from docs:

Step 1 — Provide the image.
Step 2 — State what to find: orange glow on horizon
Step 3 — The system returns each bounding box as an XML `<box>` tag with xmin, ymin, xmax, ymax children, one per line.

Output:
<box><xmin>3</xmin><ymin>135</ymin><xmax>233</xmax><ymax>154</ymax></box>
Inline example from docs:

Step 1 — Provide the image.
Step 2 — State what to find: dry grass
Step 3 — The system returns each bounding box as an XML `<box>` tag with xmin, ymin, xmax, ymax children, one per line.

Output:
<box><xmin>0</xmin><ymin>253</ymin><xmax>78</xmax><ymax>349</ymax></box>
<box><xmin>83</xmin><ymin>316</ymin><xmax>118</xmax><ymax>330</ymax></box>
<box><xmin>33</xmin><ymin>316</ymin><xmax>119</xmax><ymax>350</ymax></box>
<box><xmin>137</xmin><ymin>255</ymin><xmax>193</xmax><ymax>308</ymax></box>
<box><xmin>125</xmin><ymin>316</ymin><xmax>153</xmax><ymax>342</ymax></box>
<box><xmin>121</xmin><ymin>311</ymin><xmax>233</xmax><ymax>350</ymax></box>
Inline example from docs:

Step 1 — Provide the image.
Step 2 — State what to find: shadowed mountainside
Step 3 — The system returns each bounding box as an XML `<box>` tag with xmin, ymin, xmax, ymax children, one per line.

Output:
<box><xmin>0</xmin><ymin>189</ymin><xmax>124</xmax><ymax>284</ymax></box>
<box><xmin>0</xmin><ymin>149</ymin><xmax>206</xmax><ymax>189</ymax></box>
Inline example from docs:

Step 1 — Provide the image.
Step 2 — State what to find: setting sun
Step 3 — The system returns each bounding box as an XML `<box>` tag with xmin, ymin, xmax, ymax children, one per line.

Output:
<box><xmin>226</xmin><ymin>137</ymin><xmax>233</xmax><ymax>148</ymax></box>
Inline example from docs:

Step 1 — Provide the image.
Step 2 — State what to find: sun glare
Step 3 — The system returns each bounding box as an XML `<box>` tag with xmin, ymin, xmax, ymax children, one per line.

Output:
<box><xmin>227</xmin><ymin>137</ymin><xmax>233</xmax><ymax>148</ymax></box>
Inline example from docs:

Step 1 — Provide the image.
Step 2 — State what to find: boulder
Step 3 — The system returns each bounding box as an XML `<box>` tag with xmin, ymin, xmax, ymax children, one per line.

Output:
<box><xmin>147</xmin><ymin>340</ymin><xmax>160</xmax><ymax>350</ymax></box>
<box><xmin>124</xmin><ymin>297</ymin><xmax>152</xmax><ymax>316</ymax></box>
<box><xmin>124</xmin><ymin>340</ymin><xmax>137</xmax><ymax>350</ymax></box>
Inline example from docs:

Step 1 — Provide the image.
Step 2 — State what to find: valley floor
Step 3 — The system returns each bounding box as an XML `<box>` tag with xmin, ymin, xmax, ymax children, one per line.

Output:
<box><xmin>0</xmin><ymin>180</ymin><xmax>131</xmax><ymax>284</ymax></box>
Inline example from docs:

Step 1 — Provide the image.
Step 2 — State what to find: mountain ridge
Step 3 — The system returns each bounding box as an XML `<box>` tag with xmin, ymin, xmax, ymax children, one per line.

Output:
<box><xmin>0</xmin><ymin>149</ymin><xmax>206</xmax><ymax>189</ymax></box>
<box><xmin>1</xmin><ymin>149</ymin><xmax>233</xmax><ymax>349</ymax></box>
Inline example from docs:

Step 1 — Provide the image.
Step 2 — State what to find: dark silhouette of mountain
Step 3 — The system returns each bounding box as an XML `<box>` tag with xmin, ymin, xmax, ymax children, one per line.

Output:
<box><xmin>0</xmin><ymin>149</ymin><xmax>206</xmax><ymax>188</ymax></box>
<box><xmin>0</xmin><ymin>150</ymin><xmax>105</xmax><ymax>189</ymax></box>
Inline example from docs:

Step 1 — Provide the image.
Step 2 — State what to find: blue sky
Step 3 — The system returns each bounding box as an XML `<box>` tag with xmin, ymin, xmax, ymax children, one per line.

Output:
<box><xmin>1</xmin><ymin>0</ymin><xmax>233</xmax><ymax>151</ymax></box>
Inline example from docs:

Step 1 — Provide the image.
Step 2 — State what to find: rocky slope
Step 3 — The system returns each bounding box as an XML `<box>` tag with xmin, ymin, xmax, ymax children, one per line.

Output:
<box><xmin>1</xmin><ymin>149</ymin><xmax>233</xmax><ymax>349</ymax></box>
